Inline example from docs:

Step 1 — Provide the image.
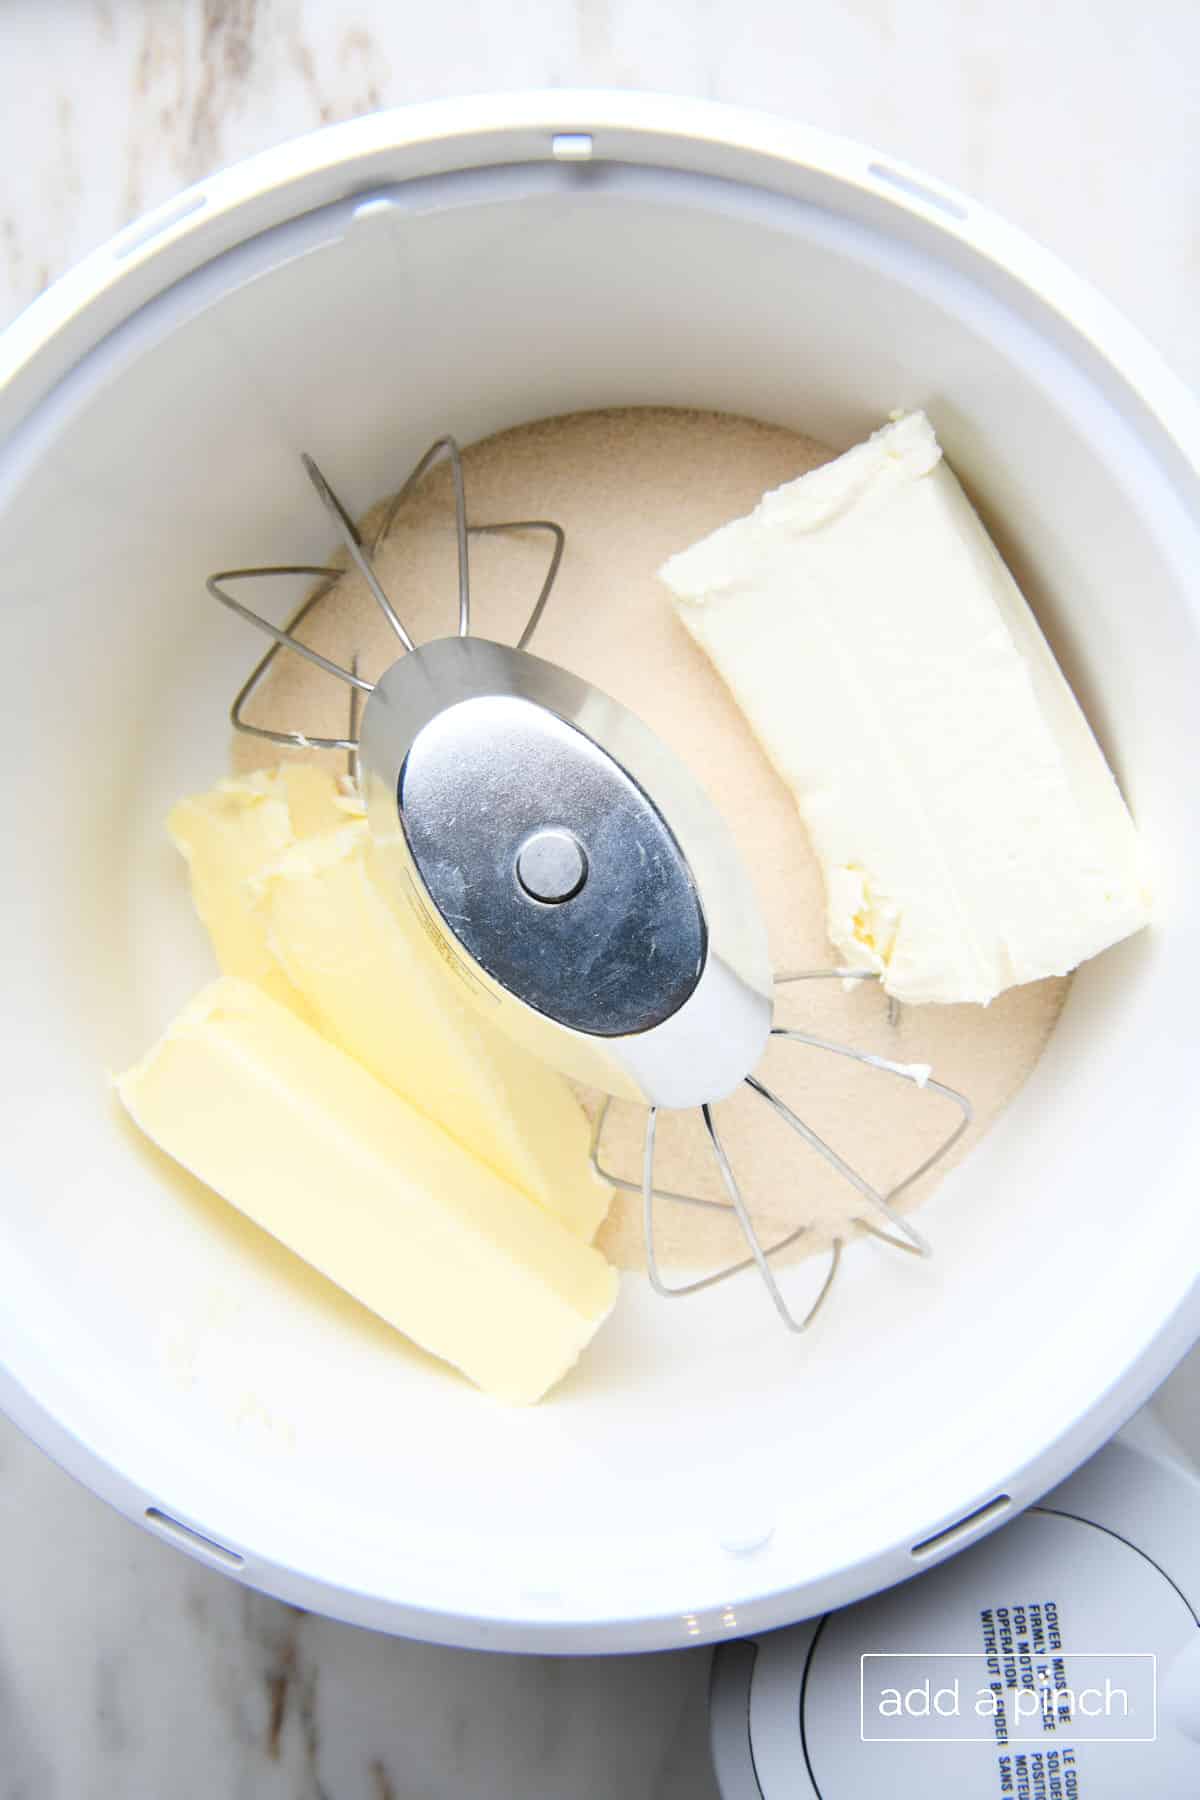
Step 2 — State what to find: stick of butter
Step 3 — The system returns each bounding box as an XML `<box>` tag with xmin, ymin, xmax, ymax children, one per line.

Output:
<box><xmin>117</xmin><ymin>978</ymin><xmax>618</xmax><ymax>1404</ymax></box>
<box><xmin>254</xmin><ymin>820</ymin><xmax>611</xmax><ymax>1242</ymax></box>
<box><xmin>168</xmin><ymin>765</ymin><xmax>350</xmax><ymax>1016</ymax></box>
<box><xmin>661</xmin><ymin>411</ymin><xmax>1151</xmax><ymax>1004</ymax></box>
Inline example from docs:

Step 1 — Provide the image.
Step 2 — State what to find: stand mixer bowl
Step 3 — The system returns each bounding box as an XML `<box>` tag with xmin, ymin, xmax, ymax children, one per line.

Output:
<box><xmin>0</xmin><ymin>92</ymin><xmax>1197</xmax><ymax>1651</ymax></box>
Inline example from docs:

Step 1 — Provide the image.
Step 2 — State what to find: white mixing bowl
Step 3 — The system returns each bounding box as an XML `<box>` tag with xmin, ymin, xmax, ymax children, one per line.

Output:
<box><xmin>1</xmin><ymin>92</ymin><xmax>1197</xmax><ymax>1653</ymax></box>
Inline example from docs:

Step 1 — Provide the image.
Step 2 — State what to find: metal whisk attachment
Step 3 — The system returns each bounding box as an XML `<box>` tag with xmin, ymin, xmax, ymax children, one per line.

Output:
<box><xmin>209</xmin><ymin>438</ymin><xmax>564</xmax><ymax>756</ymax></box>
<box><xmin>590</xmin><ymin>971</ymin><xmax>971</xmax><ymax>1333</ymax></box>
<box><xmin>208</xmin><ymin>436</ymin><xmax>972</xmax><ymax>1333</ymax></box>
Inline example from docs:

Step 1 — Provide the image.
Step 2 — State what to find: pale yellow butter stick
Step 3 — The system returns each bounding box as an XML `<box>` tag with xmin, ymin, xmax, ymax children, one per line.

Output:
<box><xmin>117</xmin><ymin>978</ymin><xmax>618</xmax><ymax>1404</ymax></box>
<box><xmin>254</xmin><ymin>820</ymin><xmax>612</xmax><ymax>1241</ymax></box>
<box><xmin>167</xmin><ymin>766</ymin><xmax>350</xmax><ymax>1017</ymax></box>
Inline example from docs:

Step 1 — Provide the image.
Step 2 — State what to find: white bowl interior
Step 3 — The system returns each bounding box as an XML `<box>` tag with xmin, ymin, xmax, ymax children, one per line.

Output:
<box><xmin>1</xmin><ymin>144</ymin><xmax>1199</xmax><ymax>1649</ymax></box>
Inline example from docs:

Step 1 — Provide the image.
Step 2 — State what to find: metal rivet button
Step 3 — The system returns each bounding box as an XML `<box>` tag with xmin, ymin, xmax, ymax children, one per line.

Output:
<box><xmin>516</xmin><ymin>829</ymin><xmax>588</xmax><ymax>904</ymax></box>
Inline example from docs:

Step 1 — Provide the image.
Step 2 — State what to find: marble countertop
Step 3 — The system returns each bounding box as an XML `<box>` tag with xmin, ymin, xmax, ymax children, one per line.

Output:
<box><xmin>2</xmin><ymin>4</ymin><xmax>1198</xmax><ymax>1796</ymax></box>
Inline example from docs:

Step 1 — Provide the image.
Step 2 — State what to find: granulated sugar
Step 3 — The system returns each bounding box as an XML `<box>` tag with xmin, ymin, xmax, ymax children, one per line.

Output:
<box><xmin>233</xmin><ymin>408</ymin><xmax>1067</xmax><ymax>1274</ymax></box>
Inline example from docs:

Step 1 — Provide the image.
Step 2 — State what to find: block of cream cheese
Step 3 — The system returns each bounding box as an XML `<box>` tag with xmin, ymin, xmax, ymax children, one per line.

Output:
<box><xmin>254</xmin><ymin>819</ymin><xmax>611</xmax><ymax>1241</ymax></box>
<box><xmin>168</xmin><ymin>765</ymin><xmax>351</xmax><ymax>1015</ymax></box>
<box><xmin>117</xmin><ymin>978</ymin><xmax>618</xmax><ymax>1404</ymax></box>
<box><xmin>661</xmin><ymin>411</ymin><xmax>1151</xmax><ymax>1004</ymax></box>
